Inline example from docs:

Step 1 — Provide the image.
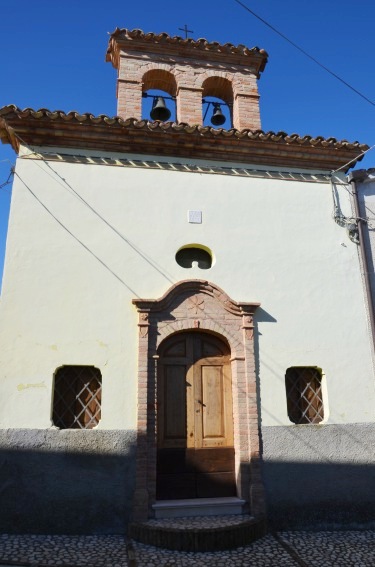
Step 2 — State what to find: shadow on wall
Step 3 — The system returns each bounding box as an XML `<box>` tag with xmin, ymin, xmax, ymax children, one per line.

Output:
<box><xmin>0</xmin><ymin>430</ymin><xmax>137</xmax><ymax>535</ymax></box>
<box><xmin>2</xmin><ymin>427</ymin><xmax>375</xmax><ymax>533</ymax></box>
<box><xmin>261</xmin><ymin>424</ymin><xmax>375</xmax><ymax>531</ymax></box>
<box><xmin>263</xmin><ymin>459</ymin><xmax>375</xmax><ymax>530</ymax></box>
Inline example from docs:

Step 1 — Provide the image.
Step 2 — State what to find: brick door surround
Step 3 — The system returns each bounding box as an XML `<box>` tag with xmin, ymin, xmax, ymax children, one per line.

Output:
<box><xmin>132</xmin><ymin>279</ymin><xmax>266</xmax><ymax>521</ymax></box>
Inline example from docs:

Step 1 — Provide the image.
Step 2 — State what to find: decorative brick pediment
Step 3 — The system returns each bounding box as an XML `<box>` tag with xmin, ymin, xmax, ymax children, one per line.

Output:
<box><xmin>133</xmin><ymin>279</ymin><xmax>259</xmax><ymax>353</ymax></box>
<box><xmin>133</xmin><ymin>279</ymin><xmax>259</xmax><ymax>315</ymax></box>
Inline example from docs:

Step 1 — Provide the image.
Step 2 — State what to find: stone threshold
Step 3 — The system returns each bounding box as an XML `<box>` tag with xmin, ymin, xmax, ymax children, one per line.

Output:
<box><xmin>152</xmin><ymin>497</ymin><xmax>246</xmax><ymax>519</ymax></box>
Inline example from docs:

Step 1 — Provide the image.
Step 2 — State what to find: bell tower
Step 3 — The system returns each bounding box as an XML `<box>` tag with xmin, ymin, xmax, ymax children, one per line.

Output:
<box><xmin>106</xmin><ymin>28</ymin><xmax>268</xmax><ymax>130</ymax></box>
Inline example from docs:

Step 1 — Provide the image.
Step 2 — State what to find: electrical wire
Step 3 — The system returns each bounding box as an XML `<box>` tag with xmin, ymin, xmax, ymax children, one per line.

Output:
<box><xmin>13</xmin><ymin>170</ymin><xmax>140</xmax><ymax>296</ymax></box>
<box><xmin>0</xmin><ymin>167</ymin><xmax>14</xmax><ymax>192</ymax></box>
<box><xmin>14</xmin><ymin>134</ymin><xmax>373</xmax><ymax>245</ymax></box>
<box><xmin>12</xmin><ymin>165</ymin><xmax>247</xmax><ymax>347</ymax></box>
<box><xmin>331</xmin><ymin>144</ymin><xmax>375</xmax><ymax>175</ymax></box>
<box><xmin>13</xmin><ymin>136</ymin><xmax>178</xmax><ymax>284</ymax></box>
<box><xmin>233</xmin><ymin>0</ymin><xmax>375</xmax><ymax>107</ymax></box>
<box><xmin>17</xmin><ymin>134</ymin><xmax>372</xmax><ymax>234</ymax></box>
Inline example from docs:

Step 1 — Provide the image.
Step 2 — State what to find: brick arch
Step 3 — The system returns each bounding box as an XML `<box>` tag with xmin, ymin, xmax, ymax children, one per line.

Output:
<box><xmin>131</xmin><ymin>279</ymin><xmax>265</xmax><ymax>522</ymax></box>
<box><xmin>201</xmin><ymin>75</ymin><xmax>234</xmax><ymax>105</ymax></box>
<box><xmin>156</xmin><ymin>317</ymin><xmax>242</xmax><ymax>358</ymax></box>
<box><xmin>158</xmin><ymin>326</ymin><xmax>231</xmax><ymax>355</ymax></box>
<box><xmin>142</xmin><ymin>68</ymin><xmax>177</xmax><ymax>97</ymax></box>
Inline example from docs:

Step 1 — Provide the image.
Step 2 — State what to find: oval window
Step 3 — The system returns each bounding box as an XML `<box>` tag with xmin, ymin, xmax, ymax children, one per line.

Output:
<box><xmin>175</xmin><ymin>246</ymin><xmax>213</xmax><ymax>269</ymax></box>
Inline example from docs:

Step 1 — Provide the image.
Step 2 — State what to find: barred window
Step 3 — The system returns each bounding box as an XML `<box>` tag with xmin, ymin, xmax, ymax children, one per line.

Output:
<box><xmin>52</xmin><ymin>366</ymin><xmax>102</xmax><ymax>429</ymax></box>
<box><xmin>285</xmin><ymin>367</ymin><xmax>324</xmax><ymax>424</ymax></box>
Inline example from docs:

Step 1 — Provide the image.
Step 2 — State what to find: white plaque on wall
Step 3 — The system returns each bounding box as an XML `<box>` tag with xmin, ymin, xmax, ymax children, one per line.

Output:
<box><xmin>188</xmin><ymin>210</ymin><xmax>202</xmax><ymax>224</ymax></box>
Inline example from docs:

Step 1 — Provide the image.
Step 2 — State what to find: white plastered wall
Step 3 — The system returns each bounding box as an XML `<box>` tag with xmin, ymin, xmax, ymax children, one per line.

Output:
<box><xmin>0</xmin><ymin>146</ymin><xmax>373</xmax><ymax>429</ymax></box>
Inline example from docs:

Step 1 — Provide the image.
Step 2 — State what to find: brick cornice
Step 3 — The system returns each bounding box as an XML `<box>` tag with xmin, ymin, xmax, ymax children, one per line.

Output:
<box><xmin>0</xmin><ymin>106</ymin><xmax>368</xmax><ymax>172</ymax></box>
<box><xmin>106</xmin><ymin>28</ymin><xmax>268</xmax><ymax>77</ymax></box>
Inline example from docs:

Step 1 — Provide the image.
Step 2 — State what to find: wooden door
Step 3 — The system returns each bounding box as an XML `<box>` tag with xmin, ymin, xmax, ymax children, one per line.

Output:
<box><xmin>156</xmin><ymin>332</ymin><xmax>236</xmax><ymax>499</ymax></box>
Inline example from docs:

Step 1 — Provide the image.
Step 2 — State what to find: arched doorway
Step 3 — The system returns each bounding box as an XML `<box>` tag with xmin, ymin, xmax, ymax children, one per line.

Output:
<box><xmin>156</xmin><ymin>331</ymin><xmax>236</xmax><ymax>500</ymax></box>
<box><xmin>132</xmin><ymin>279</ymin><xmax>265</xmax><ymax>522</ymax></box>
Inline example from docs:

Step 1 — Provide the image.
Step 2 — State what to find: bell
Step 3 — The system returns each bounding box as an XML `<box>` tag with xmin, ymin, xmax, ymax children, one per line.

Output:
<box><xmin>150</xmin><ymin>97</ymin><xmax>171</xmax><ymax>122</ymax></box>
<box><xmin>211</xmin><ymin>103</ymin><xmax>226</xmax><ymax>126</ymax></box>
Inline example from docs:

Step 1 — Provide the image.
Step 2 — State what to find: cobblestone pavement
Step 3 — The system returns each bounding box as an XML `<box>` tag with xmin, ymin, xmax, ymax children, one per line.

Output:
<box><xmin>280</xmin><ymin>530</ymin><xmax>375</xmax><ymax>566</ymax></box>
<box><xmin>130</xmin><ymin>534</ymin><xmax>297</xmax><ymax>566</ymax></box>
<box><xmin>0</xmin><ymin>534</ymin><xmax>129</xmax><ymax>566</ymax></box>
<box><xmin>129</xmin><ymin>530</ymin><xmax>375</xmax><ymax>566</ymax></box>
<box><xmin>1</xmin><ymin>531</ymin><xmax>375</xmax><ymax>566</ymax></box>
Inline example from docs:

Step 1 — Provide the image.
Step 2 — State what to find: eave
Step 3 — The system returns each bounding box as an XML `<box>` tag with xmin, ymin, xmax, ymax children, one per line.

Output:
<box><xmin>0</xmin><ymin>106</ymin><xmax>368</xmax><ymax>172</ymax></box>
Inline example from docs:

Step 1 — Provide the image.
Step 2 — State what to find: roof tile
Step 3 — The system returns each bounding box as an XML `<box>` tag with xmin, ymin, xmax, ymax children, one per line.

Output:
<box><xmin>0</xmin><ymin>105</ymin><xmax>368</xmax><ymax>172</ymax></box>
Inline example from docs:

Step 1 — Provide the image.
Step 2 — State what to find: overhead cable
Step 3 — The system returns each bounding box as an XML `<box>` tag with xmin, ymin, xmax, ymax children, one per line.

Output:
<box><xmin>331</xmin><ymin>144</ymin><xmax>375</xmax><ymax>175</ymax></box>
<box><xmin>13</xmin><ymin>170</ymin><xmax>140</xmax><ymax>296</ymax></box>
<box><xmin>0</xmin><ymin>167</ymin><xmax>14</xmax><ymax>192</ymax></box>
<box><xmin>233</xmin><ymin>0</ymin><xmax>375</xmax><ymax>107</ymax></box>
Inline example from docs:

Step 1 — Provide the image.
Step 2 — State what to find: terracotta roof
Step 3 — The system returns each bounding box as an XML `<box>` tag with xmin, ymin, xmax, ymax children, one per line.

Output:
<box><xmin>107</xmin><ymin>27</ymin><xmax>267</xmax><ymax>56</ymax></box>
<box><xmin>0</xmin><ymin>105</ymin><xmax>368</xmax><ymax>172</ymax></box>
<box><xmin>106</xmin><ymin>28</ymin><xmax>268</xmax><ymax>74</ymax></box>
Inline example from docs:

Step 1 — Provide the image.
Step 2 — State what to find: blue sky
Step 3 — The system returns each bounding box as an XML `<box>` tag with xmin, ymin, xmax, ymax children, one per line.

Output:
<box><xmin>0</xmin><ymin>0</ymin><xmax>374</xmax><ymax>285</ymax></box>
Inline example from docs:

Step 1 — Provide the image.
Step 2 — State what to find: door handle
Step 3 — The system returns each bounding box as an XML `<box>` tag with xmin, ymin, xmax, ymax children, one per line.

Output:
<box><xmin>197</xmin><ymin>400</ymin><xmax>206</xmax><ymax>407</ymax></box>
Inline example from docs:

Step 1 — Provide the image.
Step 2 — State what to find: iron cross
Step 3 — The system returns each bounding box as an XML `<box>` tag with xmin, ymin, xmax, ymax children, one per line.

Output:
<box><xmin>178</xmin><ymin>24</ymin><xmax>194</xmax><ymax>39</ymax></box>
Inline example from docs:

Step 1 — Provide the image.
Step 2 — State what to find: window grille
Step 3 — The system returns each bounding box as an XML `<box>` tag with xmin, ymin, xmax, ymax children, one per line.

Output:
<box><xmin>52</xmin><ymin>366</ymin><xmax>102</xmax><ymax>429</ymax></box>
<box><xmin>285</xmin><ymin>367</ymin><xmax>324</xmax><ymax>424</ymax></box>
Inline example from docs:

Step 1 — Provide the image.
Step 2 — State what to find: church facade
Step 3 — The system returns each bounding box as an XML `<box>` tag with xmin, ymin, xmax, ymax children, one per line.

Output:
<box><xmin>0</xmin><ymin>28</ymin><xmax>374</xmax><ymax>537</ymax></box>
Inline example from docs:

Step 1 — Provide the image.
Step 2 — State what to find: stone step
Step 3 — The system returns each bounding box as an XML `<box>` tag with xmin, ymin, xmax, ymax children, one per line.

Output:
<box><xmin>129</xmin><ymin>513</ymin><xmax>267</xmax><ymax>552</ymax></box>
<box><xmin>152</xmin><ymin>497</ymin><xmax>246</xmax><ymax>519</ymax></box>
